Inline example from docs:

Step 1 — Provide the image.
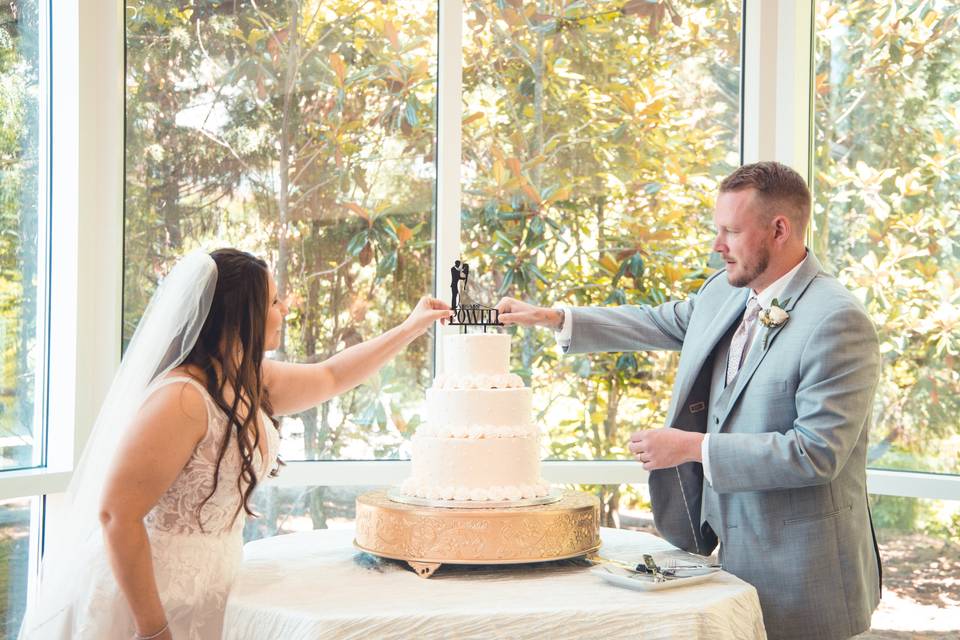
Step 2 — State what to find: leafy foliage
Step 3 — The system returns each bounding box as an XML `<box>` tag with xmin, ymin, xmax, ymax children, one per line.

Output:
<box><xmin>125</xmin><ymin>1</ymin><xmax>437</xmax><ymax>494</ymax></box>
<box><xmin>814</xmin><ymin>0</ymin><xmax>960</xmax><ymax>474</ymax></box>
<box><xmin>115</xmin><ymin>0</ymin><xmax>958</xmax><ymax>533</ymax></box>
<box><xmin>459</xmin><ymin>0</ymin><xmax>740</xmax><ymax>520</ymax></box>
<box><xmin>0</xmin><ymin>0</ymin><xmax>40</xmax><ymax>468</ymax></box>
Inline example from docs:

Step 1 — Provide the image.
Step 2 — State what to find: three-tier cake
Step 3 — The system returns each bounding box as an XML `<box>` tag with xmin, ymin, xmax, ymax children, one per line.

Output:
<box><xmin>399</xmin><ymin>332</ymin><xmax>550</xmax><ymax>503</ymax></box>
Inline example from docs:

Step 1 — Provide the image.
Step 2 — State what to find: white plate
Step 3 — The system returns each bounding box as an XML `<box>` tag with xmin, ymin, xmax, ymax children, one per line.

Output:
<box><xmin>591</xmin><ymin>564</ymin><xmax>722</xmax><ymax>591</ymax></box>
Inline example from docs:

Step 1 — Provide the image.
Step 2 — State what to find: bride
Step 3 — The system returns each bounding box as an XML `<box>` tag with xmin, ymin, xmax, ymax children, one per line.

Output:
<box><xmin>19</xmin><ymin>248</ymin><xmax>451</xmax><ymax>640</ymax></box>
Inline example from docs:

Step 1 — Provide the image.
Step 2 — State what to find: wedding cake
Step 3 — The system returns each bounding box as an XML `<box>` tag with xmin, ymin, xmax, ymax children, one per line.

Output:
<box><xmin>400</xmin><ymin>332</ymin><xmax>550</xmax><ymax>502</ymax></box>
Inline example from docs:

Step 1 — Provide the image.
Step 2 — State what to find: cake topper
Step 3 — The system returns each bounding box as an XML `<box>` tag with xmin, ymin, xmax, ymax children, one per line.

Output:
<box><xmin>448</xmin><ymin>259</ymin><xmax>502</xmax><ymax>333</ymax></box>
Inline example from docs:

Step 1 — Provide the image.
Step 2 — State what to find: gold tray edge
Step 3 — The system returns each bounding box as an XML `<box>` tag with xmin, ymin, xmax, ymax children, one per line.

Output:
<box><xmin>357</xmin><ymin>491</ymin><xmax>599</xmax><ymax>518</ymax></box>
<box><xmin>352</xmin><ymin>540</ymin><xmax>603</xmax><ymax>566</ymax></box>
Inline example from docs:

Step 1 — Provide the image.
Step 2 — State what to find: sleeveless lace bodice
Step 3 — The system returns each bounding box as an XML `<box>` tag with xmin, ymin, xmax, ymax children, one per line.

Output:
<box><xmin>20</xmin><ymin>375</ymin><xmax>282</xmax><ymax>640</ymax></box>
<box><xmin>144</xmin><ymin>376</ymin><xmax>281</xmax><ymax>536</ymax></box>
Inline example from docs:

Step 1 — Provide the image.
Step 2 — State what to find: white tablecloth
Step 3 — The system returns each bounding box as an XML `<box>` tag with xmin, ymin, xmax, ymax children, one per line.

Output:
<box><xmin>224</xmin><ymin>526</ymin><xmax>766</xmax><ymax>640</ymax></box>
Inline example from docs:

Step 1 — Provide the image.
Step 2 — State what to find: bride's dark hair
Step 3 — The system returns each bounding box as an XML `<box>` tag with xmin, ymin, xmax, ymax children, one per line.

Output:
<box><xmin>181</xmin><ymin>248</ymin><xmax>279</xmax><ymax>528</ymax></box>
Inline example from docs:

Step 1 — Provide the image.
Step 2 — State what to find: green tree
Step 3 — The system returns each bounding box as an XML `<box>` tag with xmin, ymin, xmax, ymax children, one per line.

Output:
<box><xmin>125</xmin><ymin>0</ymin><xmax>438</xmax><ymax>529</ymax></box>
<box><xmin>814</xmin><ymin>0</ymin><xmax>960</xmax><ymax>477</ymax></box>
<box><xmin>459</xmin><ymin>0</ymin><xmax>740</xmax><ymax>523</ymax></box>
<box><xmin>0</xmin><ymin>0</ymin><xmax>41</xmax><ymax>469</ymax></box>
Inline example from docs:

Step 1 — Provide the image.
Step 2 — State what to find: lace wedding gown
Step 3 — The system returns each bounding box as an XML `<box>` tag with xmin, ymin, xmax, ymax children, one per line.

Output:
<box><xmin>25</xmin><ymin>376</ymin><xmax>280</xmax><ymax>640</ymax></box>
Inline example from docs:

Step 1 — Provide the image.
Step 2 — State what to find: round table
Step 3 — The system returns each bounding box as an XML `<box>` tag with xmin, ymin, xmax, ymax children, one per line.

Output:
<box><xmin>223</xmin><ymin>526</ymin><xmax>767</xmax><ymax>640</ymax></box>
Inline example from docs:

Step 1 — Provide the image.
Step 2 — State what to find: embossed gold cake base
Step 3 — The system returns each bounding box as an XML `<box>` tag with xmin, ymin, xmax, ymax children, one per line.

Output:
<box><xmin>354</xmin><ymin>489</ymin><xmax>601</xmax><ymax>578</ymax></box>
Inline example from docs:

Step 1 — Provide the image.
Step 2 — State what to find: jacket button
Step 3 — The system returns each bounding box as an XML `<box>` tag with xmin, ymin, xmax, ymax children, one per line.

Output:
<box><xmin>714</xmin><ymin>417</ymin><xmax>719</xmax><ymax>425</ymax></box>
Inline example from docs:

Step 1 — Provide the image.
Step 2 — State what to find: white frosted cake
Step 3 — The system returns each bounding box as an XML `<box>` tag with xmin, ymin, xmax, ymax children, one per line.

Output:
<box><xmin>400</xmin><ymin>333</ymin><xmax>550</xmax><ymax>502</ymax></box>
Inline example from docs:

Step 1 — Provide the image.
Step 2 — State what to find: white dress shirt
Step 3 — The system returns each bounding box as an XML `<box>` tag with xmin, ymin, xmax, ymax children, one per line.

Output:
<box><xmin>554</xmin><ymin>255</ymin><xmax>807</xmax><ymax>484</ymax></box>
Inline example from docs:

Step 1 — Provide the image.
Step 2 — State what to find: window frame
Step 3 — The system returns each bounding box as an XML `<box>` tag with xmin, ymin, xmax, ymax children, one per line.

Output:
<box><xmin>1</xmin><ymin>1</ymin><xmax>957</xmax><ymax>614</ymax></box>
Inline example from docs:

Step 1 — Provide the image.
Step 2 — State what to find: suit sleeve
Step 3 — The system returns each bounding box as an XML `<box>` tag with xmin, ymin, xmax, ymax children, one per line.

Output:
<box><xmin>564</xmin><ymin>297</ymin><xmax>696</xmax><ymax>355</ymax></box>
<box><xmin>706</xmin><ymin>306</ymin><xmax>880</xmax><ymax>493</ymax></box>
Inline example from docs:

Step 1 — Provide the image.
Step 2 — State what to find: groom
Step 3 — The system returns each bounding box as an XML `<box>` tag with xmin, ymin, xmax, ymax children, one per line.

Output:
<box><xmin>496</xmin><ymin>162</ymin><xmax>882</xmax><ymax>640</ymax></box>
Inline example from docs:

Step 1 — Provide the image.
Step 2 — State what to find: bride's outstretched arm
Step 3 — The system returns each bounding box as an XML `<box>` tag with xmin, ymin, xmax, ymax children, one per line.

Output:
<box><xmin>263</xmin><ymin>295</ymin><xmax>451</xmax><ymax>416</ymax></box>
<box><xmin>99</xmin><ymin>382</ymin><xmax>208</xmax><ymax>639</ymax></box>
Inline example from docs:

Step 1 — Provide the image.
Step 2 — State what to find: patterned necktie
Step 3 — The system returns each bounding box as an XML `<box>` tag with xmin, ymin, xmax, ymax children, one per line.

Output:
<box><xmin>726</xmin><ymin>297</ymin><xmax>761</xmax><ymax>386</ymax></box>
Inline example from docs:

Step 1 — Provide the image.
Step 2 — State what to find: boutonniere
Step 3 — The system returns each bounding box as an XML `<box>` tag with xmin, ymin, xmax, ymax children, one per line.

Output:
<box><xmin>759</xmin><ymin>297</ymin><xmax>790</xmax><ymax>349</ymax></box>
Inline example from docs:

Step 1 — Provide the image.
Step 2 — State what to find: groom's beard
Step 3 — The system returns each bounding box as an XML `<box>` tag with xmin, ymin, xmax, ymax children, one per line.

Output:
<box><xmin>729</xmin><ymin>245</ymin><xmax>770</xmax><ymax>288</ymax></box>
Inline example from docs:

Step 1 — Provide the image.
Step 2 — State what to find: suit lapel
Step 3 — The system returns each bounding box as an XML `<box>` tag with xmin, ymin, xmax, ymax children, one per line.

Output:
<box><xmin>668</xmin><ymin>287</ymin><xmax>749</xmax><ymax>424</ymax></box>
<box><xmin>716</xmin><ymin>252</ymin><xmax>825</xmax><ymax>427</ymax></box>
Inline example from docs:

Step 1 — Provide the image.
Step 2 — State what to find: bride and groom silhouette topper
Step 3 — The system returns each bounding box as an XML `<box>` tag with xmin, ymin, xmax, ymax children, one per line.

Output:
<box><xmin>449</xmin><ymin>260</ymin><xmax>502</xmax><ymax>330</ymax></box>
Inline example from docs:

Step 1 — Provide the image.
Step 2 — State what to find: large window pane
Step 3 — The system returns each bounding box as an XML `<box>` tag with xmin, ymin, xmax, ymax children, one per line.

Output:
<box><xmin>460</xmin><ymin>1</ymin><xmax>741</xmax><ymax>460</ymax></box>
<box><xmin>0</xmin><ymin>2</ymin><xmax>44</xmax><ymax>470</ymax></box>
<box><xmin>125</xmin><ymin>1</ymin><xmax>437</xmax><ymax>461</ymax></box>
<box><xmin>814</xmin><ymin>2</ymin><xmax>960</xmax><ymax>475</ymax></box>
<box><xmin>0</xmin><ymin>497</ymin><xmax>33</xmax><ymax>639</ymax></box>
<box><xmin>244</xmin><ymin>484</ymin><xmax>379</xmax><ymax>543</ymax></box>
<box><xmin>867</xmin><ymin>495</ymin><xmax>959</xmax><ymax>635</ymax></box>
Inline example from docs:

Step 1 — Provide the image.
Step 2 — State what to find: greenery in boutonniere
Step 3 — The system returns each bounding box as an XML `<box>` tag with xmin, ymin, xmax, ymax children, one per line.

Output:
<box><xmin>759</xmin><ymin>298</ymin><xmax>790</xmax><ymax>348</ymax></box>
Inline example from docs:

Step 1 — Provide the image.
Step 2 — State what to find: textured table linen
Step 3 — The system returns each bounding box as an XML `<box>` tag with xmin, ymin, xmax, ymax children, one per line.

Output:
<box><xmin>223</xmin><ymin>526</ymin><xmax>766</xmax><ymax>640</ymax></box>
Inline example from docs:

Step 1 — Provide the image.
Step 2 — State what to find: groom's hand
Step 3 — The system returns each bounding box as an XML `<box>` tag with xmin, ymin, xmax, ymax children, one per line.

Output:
<box><xmin>495</xmin><ymin>297</ymin><xmax>563</xmax><ymax>328</ymax></box>
<box><xmin>628</xmin><ymin>428</ymin><xmax>703</xmax><ymax>471</ymax></box>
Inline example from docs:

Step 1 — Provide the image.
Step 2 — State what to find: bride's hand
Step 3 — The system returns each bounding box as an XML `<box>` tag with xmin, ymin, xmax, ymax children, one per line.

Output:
<box><xmin>402</xmin><ymin>296</ymin><xmax>453</xmax><ymax>336</ymax></box>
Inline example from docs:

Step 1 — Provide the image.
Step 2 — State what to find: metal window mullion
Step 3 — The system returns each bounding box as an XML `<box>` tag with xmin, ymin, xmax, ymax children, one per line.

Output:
<box><xmin>741</xmin><ymin>0</ymin><xmax>813</xmax><ymax>178</ymax></box>
<box><xmin>45</xmin><ymin>0</ymin><xmax>124</xmax><ymax>478</ymax></box>
<box><xmin>73</xmin><ymin>0</ymin><xmax>125</xmax><ymax>462</ymax></box>
<box><xmin>866</xmin><ymin>470</ymin><xmax>960</xmax><ymax>502</ymax></box>
<box><xmin>434</xmin><ymin>0</ymin><xmax>463</xmax><ymax>373</ymax></box>
<box><xmin>269</xmin><ymin>460</ymin><xmax>650</xmax><ymax>487</ymax></box>
<box><xmin>34</xmin><ymin>0</ymin><xmax>52</xmax><ymax>471</ymax></box>
<box><xmin>266</xmin><ymin>461</ymin><xmax>960</xmax><ymax>503</ymax></box>
<box><xmin>0</xmin><ymin>470</ymin><xmax>71</xmax><ymax>501</ymax></box>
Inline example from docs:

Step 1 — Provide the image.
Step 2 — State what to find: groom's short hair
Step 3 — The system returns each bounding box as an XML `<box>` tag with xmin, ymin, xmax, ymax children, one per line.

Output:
<box><xmin>720</xmin><ymin>162</ymin><xmax>811</xmax><ymax>235</ymax></box>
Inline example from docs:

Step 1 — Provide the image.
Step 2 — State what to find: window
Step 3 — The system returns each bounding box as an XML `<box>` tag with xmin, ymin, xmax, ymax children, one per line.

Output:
<box><xmin>0</xmin><ymin>497</ymin><xmax>34</xmax><ymax>638</ymax></box>
<box><xmin>244</xmin><ymin>484</ymin><xmax>379</xmax><ymax>543</ymax></box>
<box><xmin>125</xmin><ymin>1</ymin><xmax>438</xmax><ymax>461</ymax></box>
<box><xmin>813</xmin><ymin>1</ymin><xmax>960</xmax><ymax>476</ymax></box>
<box><xmin>866</xmin><ymin>494</ymin><xmax>959</xmax><ymax>635</ymax></box>
<box><xmin>0</xmin><ymin>0</ymin><xmax>46</xmax><ymax>472</ymax></box>
<box><xmin>459</xmin><ymin>0</ymin><xmax>742</xmax><ymax>464</ymax></box>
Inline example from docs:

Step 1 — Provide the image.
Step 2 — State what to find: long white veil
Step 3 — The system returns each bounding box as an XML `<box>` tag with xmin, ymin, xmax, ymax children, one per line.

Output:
<box><xmin>19</xmin><ymin>250</ymin><xmax>218</xmax><ymax>638</ymax></box>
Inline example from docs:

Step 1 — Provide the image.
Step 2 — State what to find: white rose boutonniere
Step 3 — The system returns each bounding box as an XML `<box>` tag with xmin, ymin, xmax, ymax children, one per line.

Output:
<box><xmin>759</xmin><ymin>297</ymin><xmax>790</xmax><ymax>349</ymax></box>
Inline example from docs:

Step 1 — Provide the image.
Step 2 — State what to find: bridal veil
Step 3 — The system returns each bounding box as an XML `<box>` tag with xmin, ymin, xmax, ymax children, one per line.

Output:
<box><xmin>19</xmin><ymin>250</ymin><xmax>217</xmax><ymax>638</ymax></box>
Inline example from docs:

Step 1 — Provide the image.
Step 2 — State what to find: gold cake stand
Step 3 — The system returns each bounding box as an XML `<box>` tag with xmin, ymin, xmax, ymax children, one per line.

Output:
<box><xmin>354</xmin><ymin>489</ymin><xmax>601</xmax><ymax>578</ymax></box>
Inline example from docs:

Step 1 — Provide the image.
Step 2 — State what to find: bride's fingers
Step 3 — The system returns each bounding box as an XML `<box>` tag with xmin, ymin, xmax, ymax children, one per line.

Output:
<box><xmin>429</xmin><ymin>298</ymin><xmax>451</xmax><ymax>310</ymax></box>
<box><xmin>423</xmin><ymin>310</ymin><xmax>453</xmax><ymax>327</ymax></box>
<box><xmin>419</xmin><ymin>296</ymin><xmax>450</xmax><ymax>311</ymax></box>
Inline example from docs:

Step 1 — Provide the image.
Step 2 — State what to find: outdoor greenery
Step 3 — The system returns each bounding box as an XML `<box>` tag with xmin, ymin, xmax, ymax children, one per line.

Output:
<box><xmin>0</xmin><ymin>0</ymin><xmax>956</xmax><ymax>582</ymax></box>
<box><xmin>123</xmin><ymin>0</ymin><xmax>743</xmax><ymax>528</ymax></box>
<box><xmin>120</xmin><ymin>0</ymin><xmax>959</xmax><ymax>533</ymax></box>
<box><xmin>457</xmin><ymin>0</ymin><xmax>740</xmax><ymax>521</ymax></box>
<box><xmin>0</xmin><ymin>0</ymin><xmax>956</xmax><ymax>633</ymax></box>
<box><xmin>0</xmin><ymin>0</ymin><xmax>39</xmax><ymax>470</ymax></box>
<box><xmin>813</xmin><ymin>0</ymin><xmax>960</xmax><ymax>476</ymax></box>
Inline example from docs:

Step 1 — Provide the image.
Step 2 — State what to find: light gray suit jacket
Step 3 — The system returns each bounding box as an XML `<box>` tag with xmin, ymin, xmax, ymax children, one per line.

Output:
<box><xmin>565</xmin><ymin>252</ymin><xmax>881</xmax><ymax>640</ymax></box>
